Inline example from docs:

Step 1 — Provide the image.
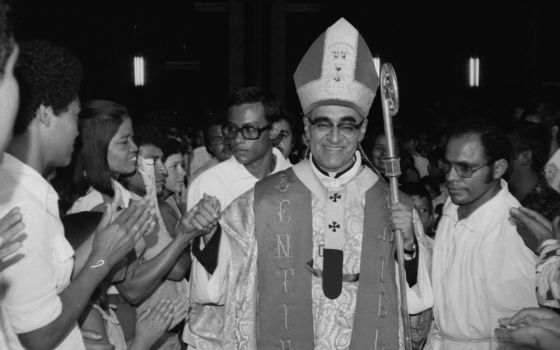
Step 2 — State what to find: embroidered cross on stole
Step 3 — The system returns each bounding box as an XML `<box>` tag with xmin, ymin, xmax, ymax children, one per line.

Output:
<box><xmin>253</xmin><ymin>163</ymin><xmax>400</xmax><ymax>349</ymax></box>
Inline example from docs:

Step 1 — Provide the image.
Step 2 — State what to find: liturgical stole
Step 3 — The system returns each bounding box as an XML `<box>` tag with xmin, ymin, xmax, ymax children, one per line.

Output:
<box><xmin>254</xmin><ymin>163</ymin><xmax>401</xmax><ymax>350</ymax></box>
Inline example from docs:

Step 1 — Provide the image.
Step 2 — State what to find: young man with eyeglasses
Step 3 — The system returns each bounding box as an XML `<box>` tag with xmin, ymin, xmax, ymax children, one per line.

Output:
<box><xmin>183</xmin><ymin>86</ymin><xmax>291</xmax><ymax>348</ymax></box>
<box><xmin>186</xmin><ymin>18</ymin><xmax>433</xmax><ymax>349</ymax></box>
<box><xmin>425</xmin><ymin>122</ymin><xmax>538</xmax><ymax>349</ymax></box>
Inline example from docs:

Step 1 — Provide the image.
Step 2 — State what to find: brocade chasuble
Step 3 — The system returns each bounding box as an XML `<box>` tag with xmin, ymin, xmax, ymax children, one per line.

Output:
<box><xmin>219</xmin><ymin>161</ymin><xmax>408</xmax><ymax>349</ymax></box>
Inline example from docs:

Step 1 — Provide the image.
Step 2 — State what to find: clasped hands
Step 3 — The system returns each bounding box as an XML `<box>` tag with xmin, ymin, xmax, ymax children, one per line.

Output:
<box><xmin>177</xmin><ymin>194</ymin><xmax>221</xmax><ymax>243</ymax></box>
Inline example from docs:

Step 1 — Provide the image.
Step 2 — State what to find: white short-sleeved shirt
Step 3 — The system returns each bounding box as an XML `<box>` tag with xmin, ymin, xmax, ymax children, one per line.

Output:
<box><xmin>427</xmin><ymin>180</ymin><xmax>538</xmax><ymax>350</ymax></box>
<box><xmin>67</xmin><ymin>179</ymin><xmax>132</xmax><ymax>215</ymax></box>
<box><xmin>0</xmin><ymin>153</ymin><xmax>85</xmax><ymax>350</ymax></box>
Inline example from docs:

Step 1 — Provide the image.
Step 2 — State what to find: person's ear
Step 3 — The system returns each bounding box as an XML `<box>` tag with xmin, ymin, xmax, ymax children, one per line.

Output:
<box><xmin>552</xmin><ymin>125</ymin><xmax>559</xmax><ymax>143</ymax></box>
<box><xmin>269</xmin><ymin>121</ymin><xmax>281</xmax><ymax>140</ymax></box>
<box><xmin>303</xmin><ymin>116</ymin><xmax>311</xmax><ymax>142</ymax></box>
<box><xmin>493</xmin><ymin>158</ymin><xmax>508</xmax><ymax>179</ymax></box>
<box><xmin>37</xmin><ymin>104</ymin><xmax>53</xmax><ymax>127</ymax></box>
<box><xmin>358</xmin><ymin>118</ymin><xmax>369</xmax><ymax>142</ymax></box>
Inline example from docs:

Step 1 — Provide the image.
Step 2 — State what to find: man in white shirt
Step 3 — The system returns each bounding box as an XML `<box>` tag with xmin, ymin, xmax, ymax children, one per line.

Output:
<box><xmin>426</xmin><ymin>121</ymin><xmax>538</xmax><ymax>350</ymax></box>
<box><xmin>0</xmin><ymin>40</ymin><xmax>154</xmax><ymax>350</ymax></box>
<box><xmin>184</xmin><ymin>86</ymin><xmax>291</xmax><ymax>348</ymax></box>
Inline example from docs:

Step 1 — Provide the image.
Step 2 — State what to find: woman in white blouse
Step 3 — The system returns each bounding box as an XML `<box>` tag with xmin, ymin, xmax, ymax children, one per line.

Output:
<box><xmin>66</xmin><ymin>100</ymin><xmax>201</xmax><ymax>344</ymax></box>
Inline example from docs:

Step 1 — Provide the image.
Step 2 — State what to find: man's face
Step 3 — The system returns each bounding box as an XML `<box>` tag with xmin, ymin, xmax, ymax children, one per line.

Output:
<box><xmin>444</xmin><ymin>133</ymin><xmax>496</xmax><ymax>208</ymax></box>
<box><xmin>140</xmin><ymin>144</ymin><xmax>167</xmax><ymax>196</ymax></box>
<box><xmin>50</xmin><ymin>97</ymin><xmax>81</xmax><ymax>168</ymax></box>
<box><xmin>207</xmin><ymin>124</ymin><xmax>231</xmax><ymax>162</ymax></box>
<box><xmin>304</xmin><ymin>105</ymin><xmax>367</xmax><ymax>172</ymax></box>
<box><xmin>275</xmin><ymin>119</ymin><xmax>294</xmax><ymax>159</ymax></box>
<box><xmin>227</xmin><ymin>102</ymin><xmax>277</xmax><ymax>166</ymax></box>
<box><xmin>123</xmin><ymin>144</ymin><xmax>166</xmax><ymax>197</ymax></box>
<box><xmin>0</xmin><ymin>45</ymin><xmax>19</xmax><ymax>160</ymax></box>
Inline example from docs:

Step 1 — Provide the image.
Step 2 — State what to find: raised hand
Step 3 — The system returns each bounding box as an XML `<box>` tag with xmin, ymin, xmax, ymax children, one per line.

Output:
<box><xmin>509</xmin><ymin>207</ymin><xmax>560</xmax><ymax>252</ymax></box>
<box><xmin>0</xmin><ymin>207</ymin><xmax>26</xmax><ymax>262</ymax></box>
<box><xmin>90</xmin><ymin>202</ymin><xmax>156</xmax><ymax>269</ymax></box>
<box><xmin>169</xmin><ymin>295</ymin><xmax>189</xmax><ymax>328</ymax></box>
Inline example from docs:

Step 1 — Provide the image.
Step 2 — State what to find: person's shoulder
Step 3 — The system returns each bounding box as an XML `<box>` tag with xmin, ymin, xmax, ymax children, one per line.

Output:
<box><xmin>67</xmin><ymin>188</ymin><xmax>104</xmax><ymax>214</ymax></box>
<box><xmin>203</xmin><ymin>157</ymin><xmax>236</xmax><ymax>176</ymax></box>
<box><xmin>192</xmin><ymin>158</ymin><xmax>239</xmax><ymax>185</ymax></box>
<box><xmin>190</xmin><ymin>158</ymin><xmax>220</xmax><ymax>181</ymax></box>
<box><xmin>0</xmin><ymin>169</ymin><xmax>42</xmax><ymax>213</ymax></box>
<box><xmin>272</xmin><ymin>148</ymin><xmax>292</xmax><ymax>172</ymax></box>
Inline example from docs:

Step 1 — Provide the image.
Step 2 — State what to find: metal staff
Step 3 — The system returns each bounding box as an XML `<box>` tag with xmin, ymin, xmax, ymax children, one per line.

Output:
<box><xmin>379</xmin><ymin>62</ymin><xmax>412</xmax><ymax>350</ymax></box>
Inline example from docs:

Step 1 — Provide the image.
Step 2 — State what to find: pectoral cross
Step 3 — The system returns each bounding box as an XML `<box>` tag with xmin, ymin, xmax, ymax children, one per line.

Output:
<box><xmin>329</xmin><ymin>193</ymin><xmax>341</xmax><ymax>202</ymax></box>
<box><xmin>328</xmin><ymin>221</ymin><xmax>340</xmax><ymax>232</ymax></box>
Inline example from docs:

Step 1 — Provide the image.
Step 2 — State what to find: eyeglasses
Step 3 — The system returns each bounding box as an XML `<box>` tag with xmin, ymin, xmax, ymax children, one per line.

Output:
<box><xmin>306</xmin><ymin>117</ymin><xmax>364</xmax><ymax>138</ymax></box>
<box><xmin>441</xmin><ymin>159</ymin><xmax>489</xmax><ymax>178</ymax></box>
<box><xmin>222</xmin><ymin>123</ymin><xmax>272</xmax><ymax>140</ymax></box>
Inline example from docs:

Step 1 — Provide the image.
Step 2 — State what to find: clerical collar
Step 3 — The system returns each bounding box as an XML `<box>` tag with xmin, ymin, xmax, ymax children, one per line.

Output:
<box><xmin>311</xmin><ymin>155</ymin><xmax>356</xmax><ymax>178</ymax></box>
<box><xmin>309</xmin><ymin>151</ymin><xmax>363</xmax><ymax>191</ymax></box>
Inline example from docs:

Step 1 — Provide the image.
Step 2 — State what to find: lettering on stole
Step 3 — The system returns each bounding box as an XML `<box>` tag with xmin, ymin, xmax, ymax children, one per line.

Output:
<box><xmin>275</xmin><ymin>174</ymin><xmax>290</xmax><ymax>192</ymax></box>
<box><xmin>278</xmin><ymin>199</ymin><xmax>292</xmax><ymax>224</ymax></box>
<box><xmin>276</xmin><ymin>234</ymin><xmax>292</xmax><ymax>258</ymax></box>
<box><xmin>276</xmin><ymin>268</ymin><xmax>295</xmax><ymax>294</ymax></box>
<box><xmin>274</xmin><ymin>181</ymin><xmax>295</xmax><ymax>342</ymax></box>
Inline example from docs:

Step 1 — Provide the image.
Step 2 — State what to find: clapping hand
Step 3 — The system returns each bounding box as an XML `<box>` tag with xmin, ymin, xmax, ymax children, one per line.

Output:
<box><xmin>169</xmin><ymin>295</ymin><xmax>189</xmax><ymax>328</ymax></box>
<box><xmin>0</xmin><ymin>207</ymin><xmax>26</xmax><ymax>263</ymax></box>
<box><xmin>495</xmin><ymin>307</ymin><xmax>560</xmax><ymax>350</ymax></box>
<box><xmin>133</xmin><ymin>299</ymin><xmax>174</xmax><ymax>349</ymax></box>
<box><xmin>90</xmin><ymin>202</ymin><xmax>156</xmax><ymax>269</ymax></box>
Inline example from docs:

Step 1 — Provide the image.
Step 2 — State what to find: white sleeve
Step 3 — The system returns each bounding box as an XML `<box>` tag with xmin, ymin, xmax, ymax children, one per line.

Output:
<box><xmin>481</xmin><ymin>222</ymin><xmax>538</xmax><ymax>328</ymax></box>
<box><xmin>190</xmin><ymin>233</ymin><xmax>231</xmax><ymax>305</ymax></box>
<box><xmin>536</xmin><ymin>239</ymin><xmax>560</xmax><ymax>307</ymax></box>
<box><xmin>187</xmin><ymin>173</ymin><xmax>231</xmax><ymax>304</ymax></box>
<box><xmin>400</xmin><ymin>210</ymin><xmax>433</xmax><ymax>314</ymax></box>
<box><xmin>1</xmin><ymin>201</ymin><xmax>68</xmax><ymax>333</ymax></box>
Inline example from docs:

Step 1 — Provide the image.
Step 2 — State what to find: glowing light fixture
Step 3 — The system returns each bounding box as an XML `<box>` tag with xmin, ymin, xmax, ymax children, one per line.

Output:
<box><xmin>468</xmin><ymin>56</ymin><xmax>480</xmax><ymax>87</ymax></box>
<box><xmin>134</xmin><ymin>55</ymin><xmax>145</xmax><ymax>87</ymax></box>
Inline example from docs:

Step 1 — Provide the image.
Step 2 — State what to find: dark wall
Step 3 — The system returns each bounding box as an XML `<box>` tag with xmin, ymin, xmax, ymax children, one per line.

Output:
<box><xmin>12</xmin><ymin>0</ymin><xmax>560</xmax><ymax>129</ymax></box>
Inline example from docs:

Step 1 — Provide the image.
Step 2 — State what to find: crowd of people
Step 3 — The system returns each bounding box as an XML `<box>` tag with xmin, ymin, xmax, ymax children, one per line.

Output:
<box><xmin>0</xmin><ymin>2</ymin><xmax>560</xmax><ymax>350</ymax></box>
